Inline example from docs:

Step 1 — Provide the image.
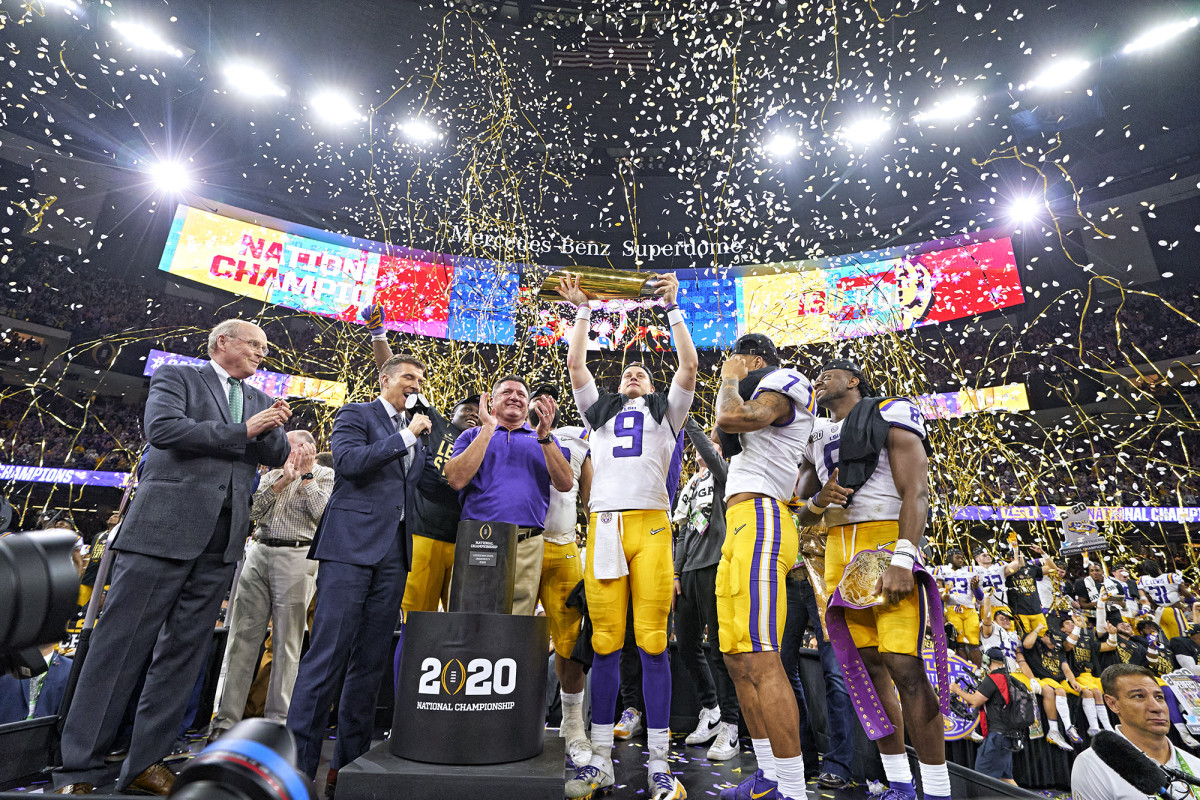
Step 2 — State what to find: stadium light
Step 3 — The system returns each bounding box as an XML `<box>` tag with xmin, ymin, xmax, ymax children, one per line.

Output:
<box><xmin>147</xmin><ymin>161</ymin><xmax>191</xmax><ymax>193</ymax></box>
<box><xmin>1007</xmin><ymin>194</ymin><xmax>1041</xmax><ymax>223</ymax></box>
<box><xmin>1122</xmin><ymin>17</ymin><xmax>1199</xmax><ymax>54</ymax></box>
<box><xmin>400</xmin><ymin>119</ymin><xmax>440</xmax><ymax>143</ymax></box>
<box><xmin>1019</xmin><ymin>57</ymin><xmax>1090</xmax><ymax>92</ymax></box>
<box><xmin>912</xmin><ymin>94</ymin><xmax>978</xmax><ymax>125</ymax></box>
<box><xmin>763</xmin><ymin>132</ymin><xmax>799</xmax><ymax>157</ymax></box>
<box><xmin>223</xmin><ymin>61</ymin><xmax>287</xmax><ymax>99</ymax></box>
<box><xmin>111</xmin><ymin>20</ymin><xmax>185</xmax><ymax>58</ymax></box>
<box><xmin>46</xmin><ymin>0</ymin><xmax>84</xmax><ymax>16</ymax></box>
<box><xmin>839</xmin><ymin>117</ymin><xmax>888</xmax><ymax>146</ymax></box>
<box><xmin>309</xmin><ymin>90</ymin><xmax>366</xmax><ymax>126</ymax></box>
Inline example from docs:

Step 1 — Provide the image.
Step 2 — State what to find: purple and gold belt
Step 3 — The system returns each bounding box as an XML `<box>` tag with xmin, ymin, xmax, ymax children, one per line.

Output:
<box><xmin>824</xmin><ymin>548</ymin><xmax>950</xmax><ymax>741</ymax></box>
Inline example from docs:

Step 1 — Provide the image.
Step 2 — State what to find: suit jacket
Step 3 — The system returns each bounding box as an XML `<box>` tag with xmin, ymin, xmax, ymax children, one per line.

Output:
<box><xmin>309</xmin><ymin>398</ymin><xmax>425</xmax><ymax>570</ymax></box>
<box><xmin>0</xmin><ymin>652</ymin><xmax>73</xmax><ymax>724</ymax></box>
<box><xmin>115</xmin><ymin>363</ymin><xmax>290</xmax><ymax>564</ymax></box>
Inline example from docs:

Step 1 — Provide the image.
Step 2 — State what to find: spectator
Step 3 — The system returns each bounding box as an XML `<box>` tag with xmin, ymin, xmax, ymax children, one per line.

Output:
<box><xmin>1168</xmin><ymin>624</ymin><xmax>1200</xmax><ymax>672</ymax></box>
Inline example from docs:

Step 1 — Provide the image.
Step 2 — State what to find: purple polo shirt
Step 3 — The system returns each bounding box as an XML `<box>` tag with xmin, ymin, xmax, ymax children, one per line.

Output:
<box><xmin>452</xmin><ymin>423</ymin><xmax>567</xmax><ymax>528</ymax></box>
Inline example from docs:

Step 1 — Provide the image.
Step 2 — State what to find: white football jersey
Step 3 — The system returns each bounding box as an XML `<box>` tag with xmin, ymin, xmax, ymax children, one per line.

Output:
<box><xmin>543</xmin><ymin>426</ymin><xmax>590</xmax><ymax>544</ymax></box>
<box><xmin>799</xmin><ymin>397</ymin><xmax>927</xmax><ymax>527</ymax></box>
<box><xmin>980</xmin><ymin>625</ymin><xmax>1023</xmax><ymax>673</ymax></box>
<box><xmin>725</xmin><ymin>368</ymin><xmax>817</xmax><ymax>503</ymax></box>
<box><xmin>975</xmin><ymin>563</ymin><xmax>1009</xmax><ymax>605</ymax></box>
<box><xmin>939</xmin><ymin>565</ymin><xmax>976</xmax><ymax>606</ymax></box>
<box><xmin>1139</xmin><ymin>573</ymin><xmax>1184</xmax><ymax>607</ymax></box>
<box><xmin>575</xmin><ymin>380</ymin><xmax>692</xmax><ymax>513</ymax></box>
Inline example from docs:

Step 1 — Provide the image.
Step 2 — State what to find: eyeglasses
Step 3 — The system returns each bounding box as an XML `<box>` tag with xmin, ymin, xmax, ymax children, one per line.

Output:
<box><xmin>229</xmin><ymin>335</ymin><xmax>270</xmax><ymax>356</ymax></box>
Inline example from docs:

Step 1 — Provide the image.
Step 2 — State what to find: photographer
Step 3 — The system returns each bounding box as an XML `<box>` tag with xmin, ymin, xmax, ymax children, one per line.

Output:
<box><xmin>949</xmin><ymin>647</ymin><xmax>1024</xmax><ymax>785</ymax></box>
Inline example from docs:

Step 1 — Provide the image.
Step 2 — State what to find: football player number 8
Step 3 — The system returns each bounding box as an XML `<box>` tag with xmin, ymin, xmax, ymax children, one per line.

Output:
<box><xmin>612</xmin><ymin>410</ymin><xmax>644</xmax><ymax>458</ymax></box>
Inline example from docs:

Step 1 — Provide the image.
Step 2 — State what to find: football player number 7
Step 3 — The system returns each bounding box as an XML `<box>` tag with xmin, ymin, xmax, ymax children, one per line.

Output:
<box><xmin>613</xmin><ymin>410</ymin><xmax>644</xmax><ymax>458</ymax></box>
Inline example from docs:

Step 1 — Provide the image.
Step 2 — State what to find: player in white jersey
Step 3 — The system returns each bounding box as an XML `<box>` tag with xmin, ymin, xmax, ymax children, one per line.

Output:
<box><xmin>972</xmin><ymin>546</ymin><xmax>1015</xmax><ymax>607</ymax></box>
<box><xmin>713</xmin><ymin>333</ymin><xmax>818</xmax><ymax>800</ymax></box>
<box><xmin>936</xmin><ymin>549</ymin><xmax>982</xmax><ymax>665</ymax></box>
<box><xmin>1138</xmin><ymin>560</ymin><xmax>1195</xmax><ymax>641</ymax></box>
<box><xmin>795</xmin><ymin>360</ymin><xmax>950</xmax><ymax>800</ymax></box>
<box><xmin>558</xmin><ymin>273</ymin><xmax>696</xmax><ymax>800</ymax></box>
<box><xmin>529</xmin><ymin>385</ymin><xmax>594</xmax><ymax>769</ymax></box>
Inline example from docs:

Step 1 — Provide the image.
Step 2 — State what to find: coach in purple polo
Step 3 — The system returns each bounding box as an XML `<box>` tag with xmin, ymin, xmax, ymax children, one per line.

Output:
<box><xmin>445</xmin><ymin>374</ymin><xmax>573</xmax><ymax>614</ymax></box>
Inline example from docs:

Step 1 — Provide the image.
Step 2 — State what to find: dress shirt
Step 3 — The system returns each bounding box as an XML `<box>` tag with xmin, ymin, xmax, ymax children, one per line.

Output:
<box><xmin>251</xmin><ymin>464</ymin><xmax>335</xmax><ymax>543</ymax></box>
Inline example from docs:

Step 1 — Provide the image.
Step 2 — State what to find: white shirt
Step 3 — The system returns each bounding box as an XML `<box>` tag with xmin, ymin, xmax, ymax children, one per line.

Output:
<box><xmin>725</xmin><ymin>367</ymin><xmax>817</xmax><ymax>502</ymax></box>
<box><xmin>976</xmin><ymin>563</ymin><xmax>1010</xmax><ymax>606</ymax></box>
<box><xmin>209</xmin><ymin>359</ymin><xmax>235</xmax><ymax>398</ymax></box>
<box><xmin>1071</xmin><ymin>727</ymin><xmax>1200</xmax><ymax>800</ymax></box>
<box><xmin>575</xmin><ymin>380</ymin><xmax>692</xmax><ymax>513</ymax></box>
<box><xmin>1140</xmin><ymin>574</ymin><xmax>1185</xmax><ymax>607</ymax></box>
<box><xmin>939</xmin><ymin>565</ymin><xmax>976</xmax><ymax>607</ymax></box>
<box><xmin>798</xmin><ymin>397</ymin><xmax>926</xmax><ymax>526</ymax></box>
<box><xmin>543</xmin><ymin>426</ymin><xmax>590</xmax><ymax>544</ymax></box>
<box><xmin>377</xmin><ymin>397</ymin><xmax>418</xmax><ymax>453</ymax></box>
<box><xmin>979</xmin><ymin>625</ymin><xmax>1023</xmax><ymax>673</ymax></box>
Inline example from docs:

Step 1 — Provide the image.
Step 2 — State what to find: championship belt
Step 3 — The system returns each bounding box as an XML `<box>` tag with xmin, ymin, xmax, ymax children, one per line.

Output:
<box><xmin>535</xmin><ymin>265</ymin><xmax>657</xmax><ymax>302</ymax></box>
<box><xmin>824</xmin><ymin>548</ymin><xmax>951</xmax><ymax>741</ymax></box>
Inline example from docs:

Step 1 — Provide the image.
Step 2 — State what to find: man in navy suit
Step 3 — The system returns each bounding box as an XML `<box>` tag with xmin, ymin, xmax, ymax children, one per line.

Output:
<box><xmin>287</xmin><ymin>353</ymin><xmax>431</xmax><ymax>783</ymax></box>
<box><xmin>0</xmin><ymin>644</ymin><xmax>72</xmax><ymax>724</ymax></box>
<box><xmin>54</xmin><ymin>319</ymin><xmax>291</xmax><ymax>795</ymax></box>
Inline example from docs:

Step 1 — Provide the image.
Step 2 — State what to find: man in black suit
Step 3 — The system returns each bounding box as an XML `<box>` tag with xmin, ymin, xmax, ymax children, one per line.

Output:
<box><xmin>287</xmin><ymin>353</ymin><xmax>430</xmax><ymax>786</ymax></box>
<box><xmin>54</xmin><ymin>319</ymin><xmax>291</xmax><ymax>795</ymax></box>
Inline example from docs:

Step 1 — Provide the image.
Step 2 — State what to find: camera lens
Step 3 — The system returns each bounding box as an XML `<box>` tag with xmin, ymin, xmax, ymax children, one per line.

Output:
<box><xmin>0</xmin><ymin>531</ymin><xmax>80</xmax><ymax>649</ymax></box>
<box><xmin>170</xmin><ymin>719</ymin><xmax>314</xmax><ymax>800</ymax></box>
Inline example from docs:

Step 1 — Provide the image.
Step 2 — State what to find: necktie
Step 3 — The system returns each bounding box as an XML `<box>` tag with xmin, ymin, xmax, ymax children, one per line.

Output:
<box><xmin>394</xmin><ymin>413</ymin><xmax>411</xmax><ymax>469</ymax></box>
<box><xmin>228</xmin><ymin>378</ymin><xmax>243</xmax><ymax>424</ymax></box>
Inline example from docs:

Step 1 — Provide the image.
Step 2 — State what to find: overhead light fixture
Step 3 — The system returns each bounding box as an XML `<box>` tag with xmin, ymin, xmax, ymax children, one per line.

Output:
<box><xmin>1007</xmin><ymin>194</ymin><xmax>1041</xmax><ymax>223</ymax></box>
<box><xmin>147</xmin><ymin>161</ymin><xmax>191</xmax><ymax>193</ymax></box>
<box><xmin>47</xmin><ymin>0</ymin><xmax>84</xmax><ymax>16</ymax></box>
<box><xmin>1122</xmin><ymin>17</ymin><xmax>1199</xmax><ymax>54</ymax></box>
<box><xmin>839</xmin><ymin>117</ymin><xmax>888</xmax><ymax>146</ymax></box>
<box><xmin>223</xmin><ymin>61</ymin><xmax>287</xmax><ymax>99</ymax></box>
<box><xmin>1019</xmin><ymin>57</ymin><xmax>1090</xmax><ymax>91</ymax></box>
<box><xmin>400</xmin><ymin>119</ymin><xmax>440</xmax><ymax>143</ymax></box>
<box><xmin>111</xmin><ymin>20</ymin><xmax>185</xmax><ymax>58</ymax></box>
<box><xmin>912</xmin><ymin>94</ymin><xmax>978</xmax><ymax>125</ymax></box>
<box><xmin>763</xmin><ymin>132</ymin><xmax>799</xmax><ymax>157</ymax></box>
<box><xmin>309</xmin><ymin>90</ymin><xmax>366</xmax><ymax>126</ymax></box>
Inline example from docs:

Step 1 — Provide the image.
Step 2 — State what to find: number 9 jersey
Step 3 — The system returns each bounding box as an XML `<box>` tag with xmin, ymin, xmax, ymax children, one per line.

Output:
<box><xmin>574</xmin><ymin>379</ymin><xmax>694</xmax><ymax>512</ymax></box>
<box><xmin>724</xmin><ymin>367</ymin><xmax>818</xmax><ymax>503</ymax></box>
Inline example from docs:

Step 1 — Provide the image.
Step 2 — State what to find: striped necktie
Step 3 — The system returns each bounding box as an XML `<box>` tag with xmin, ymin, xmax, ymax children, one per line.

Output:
<box><xmin>228</xmin><ymin>378</ymin><xmax>243</xmax><ymax>424</ymax></box>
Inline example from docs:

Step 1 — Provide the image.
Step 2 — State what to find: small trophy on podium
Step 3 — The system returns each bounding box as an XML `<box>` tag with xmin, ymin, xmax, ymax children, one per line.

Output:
<box><xmin>535</xmin><ymin>266</ymin><xmax>659</xmax><ymax>302</ymax></box>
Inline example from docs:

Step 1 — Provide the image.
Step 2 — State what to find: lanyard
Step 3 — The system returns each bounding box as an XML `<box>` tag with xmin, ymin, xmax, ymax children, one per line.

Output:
<box><xmin>1174</xmin><ymin>750</ymin><xmax>1200</xmax><ymax>800</ymax></box>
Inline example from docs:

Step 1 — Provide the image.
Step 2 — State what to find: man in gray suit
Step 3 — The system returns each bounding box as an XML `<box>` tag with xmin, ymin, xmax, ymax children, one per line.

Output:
<box><xmin>54</xmin><ymin>319</ymin><xmax>291</xmax><ymax>795</ymax></box>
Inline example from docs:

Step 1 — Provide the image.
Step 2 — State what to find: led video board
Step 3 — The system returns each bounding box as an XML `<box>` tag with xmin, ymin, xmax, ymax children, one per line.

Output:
<box><xmin>916</xmin><ymin>383</ymin><xmax>1030</xmax><ymax>420</ymax></box>
<box><xmin>144</xmin><ymin>349</ymin><xmax>347</xmax><ymax>406</ymax></box>
<box><xmin>736</xmin><ymin>239</ymin><xmax>1024</xmax><ymax>345</ymax></box>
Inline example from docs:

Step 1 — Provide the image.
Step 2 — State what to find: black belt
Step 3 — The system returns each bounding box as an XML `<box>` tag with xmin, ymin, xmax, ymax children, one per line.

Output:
<box><xmin>256</xmin><ymin>539</ymin><xmax>310</xmax><ymax>548</ymax></box>
<box><xmin>516</xmin><ymin>527</ymin><xmax>543</xmax><ymax>543</ymax></box>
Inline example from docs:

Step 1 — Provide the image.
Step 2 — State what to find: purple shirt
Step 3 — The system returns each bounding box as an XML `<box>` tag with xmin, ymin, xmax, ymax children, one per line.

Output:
<box><xmin>452</xmin><ymin>423</ymin><xmax>566</xmax><ymax>528</ymax></box>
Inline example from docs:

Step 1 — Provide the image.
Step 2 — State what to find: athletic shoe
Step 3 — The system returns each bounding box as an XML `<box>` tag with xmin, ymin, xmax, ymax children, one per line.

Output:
<box><xmin>1046</xmin><ymin>729</ymin><xmax>1073</xmax><ymax>751</ymax></box>
<box><xmin>1064</xmin><ymin>726</ymin><xmax>1084</xmax><ymax>746</ymax></box>
<box><xmin>685</xmin><ymin>706</ymin><xmax>722</xmax><ymax>745</ymax></box>
<box><xmin>649</xmin><ymin>770</ymin><xmax>686</xmax><ymax>800</ymax></box>
<box><xmin>1086</xmin><ymin>726</ymin><xmax>1101</xmax><ymax>737</ymax></box>
<box><xmin>969</xmin><ymin>729</ymin><xmax>984</xmax><ymax>743</ymax></box>
<box><xmin>718</xmin><ymin>769</ymin><xmax>778</xmax><ymax>800</ymax></box>
<box><xmin>706</xmin><ymin>723</ymin><xmax>739</xmax><ymax>761</ymax></box>
<box><xmin>562</xmin><ymin>720</ymin><xmax>592</xmax><ymax>769</ymax></box>
<box><xmin>817</xmin><ymin>773</ymin><xmax>851</xmax><ymax>790</ymax></box>
<box><xmin>565</xmin><ymin>759</ymin><xmax>616</xmax><ymax>800</ymax></box>
<box><xmin>874</xmin><ymin>789</ymin><xmax>917</xmax><ymax>800</ymax></box>
<box><xmin>613</xmin><ymin>707</ymin><xmax>643</xmax><ymax>740</ymax></box>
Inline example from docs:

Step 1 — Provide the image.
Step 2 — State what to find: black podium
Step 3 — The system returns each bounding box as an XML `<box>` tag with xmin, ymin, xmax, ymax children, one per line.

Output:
<box><xmin>336</xmin><ymin>521</ymin><xmax>565</xmax><ymax>799</ymax></box>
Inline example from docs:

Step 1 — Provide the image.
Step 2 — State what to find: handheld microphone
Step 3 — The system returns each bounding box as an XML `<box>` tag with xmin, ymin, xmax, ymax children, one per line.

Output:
<box><xmin>405</xmin><ymin>392</ymin><xmax>432</xmax><ymax>445</ymax></box>
<box><xmin>1164</xmin><ymin>765</ymin><xmax>1200</xmax><ymax>789</ymax></box>
<box><xmin>1090</xmin><ymin>730</ymin><xmax>1172</xmax><ymax>796</ymax></box>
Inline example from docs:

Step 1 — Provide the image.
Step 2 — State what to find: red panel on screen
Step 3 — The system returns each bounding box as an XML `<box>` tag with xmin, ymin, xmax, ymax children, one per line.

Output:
<box><xmin>913</xmin><ymin>239</ymin><xmax>1024</xmax><ymax>324</ymax></box>
<box><xmin>368</xmin><ymin>256</ymin><xmax>454</xmax><ymax>336</ymax></box>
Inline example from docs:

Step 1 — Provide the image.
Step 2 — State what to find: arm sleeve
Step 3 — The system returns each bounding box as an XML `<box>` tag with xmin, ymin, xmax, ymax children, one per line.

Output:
<box><xmin>665</xmin><ymin>379</ymin><xmax>695</xmax><ymax>434</ymax></box>
<box><xmin>879</xmin><ymin>398</ymin><xmax>927</xmax><ymax>438</ymax></box>
<box><xmin>573</xmin><ymin>381</ymin><xmax>600</xmax><ymax>422</ymax></box>
<box><xmin>296</xmin><ymin>469</ymin><xmax>334</xmax><ymax>523</ymax></box>
<box><xmin>332</xmin><ymin>406</ymin><xmax>413</xmax><ymax>479</ymax></box>
<box><xmin>684</xmin><ymin>417</ymin><xmax>728</xmax><ymax>484</ymax></box>
<box><xmin>249</xmin><ymin>470</ymin><xmax>281</xmax><ymax>522</ymax></box>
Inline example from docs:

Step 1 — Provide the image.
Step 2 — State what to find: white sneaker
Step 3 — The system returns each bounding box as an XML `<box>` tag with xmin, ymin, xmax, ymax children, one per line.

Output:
<box><xmin>565</xmin><ymin>757</ymin><xmax>616</xmax><ymax>799</ymax></box>
<box><xmin>1086</xmin><ymin>726</ymin><xmax>1101</xmax><ymax>737</ymax></box>
<box><xmin>1046</xmin><ymin>729</ymin><xmax>1073</xmax><ymax>751</ymax></box>
<box><xmin>649</xmin><ymin>770</ymin><xmax>686</xmax><ymax>800</ymax></box>
<box><xmin>562</xmin><ymin>719</ymin><xmax>592</xmax><ymax>768</ymax></box>
<box><xmin>685</xmin><ymin>707</ymin><xmax>722</xmax><ymax>745</ymax></box>
<box><xmin>969</xmin><ymin>729</ymin><xmax>984</xmax><ymax>743</ymax></box>
<box><xmin>706</xmin><ymin>722</ymin><xmax>739</xmax><ymax>761</ymax></box>
<box><xmin>614</xmin><ymin>707</ymin><xmax>644</xmax><ymax>740</ymax></box>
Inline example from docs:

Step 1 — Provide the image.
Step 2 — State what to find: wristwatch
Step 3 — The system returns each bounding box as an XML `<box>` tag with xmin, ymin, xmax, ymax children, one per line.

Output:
<box><xmin>301</xmin><ymin>472</ymin><xmax>314</xmax><ymax>480</ymax></box>
<box><xmin>537</xmin><ymin>436</ymin><xmax>553</xmax><ymax>444</ymax></box>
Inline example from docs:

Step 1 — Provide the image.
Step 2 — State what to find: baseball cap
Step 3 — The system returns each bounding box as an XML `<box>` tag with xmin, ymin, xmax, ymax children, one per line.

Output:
<box><xmin>732</xmin><ymin>333</ymin><xmax>779</xmax><ymax>365</ymax></box>
<box><xmin>530</xmin><ymin>384</ymin><xmax>559</xmax><ymax>401</ymax></box>
<box><xmin>818</xmin><ymin>359</ymin><xmax>875</xmax><ymax>396</ymax></box>
<box><xmin>453</xmin><ymin>394</ymin><xmax>481</xmax><ymax>409</ymax></box>
<box><xmin>985</xmin><ymin>647</ymin><xmax>1007</xmax><ymax>664</ymax></box>
<box><xmin>993</xmin><ymin>607</ymin><xmax>1015</xmax><ymax>619</ymax></box>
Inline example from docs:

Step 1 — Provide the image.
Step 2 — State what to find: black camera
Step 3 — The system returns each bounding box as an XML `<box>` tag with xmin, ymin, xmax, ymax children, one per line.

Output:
<box><xmin>171</xmin><ymin>719</ymin><xmax>315</xmax><ymax>800</ymax></box>
<box><xmin>0</xmin><ymin>530</ymin><xmax>80</xmax><ymax>678</ymax></box>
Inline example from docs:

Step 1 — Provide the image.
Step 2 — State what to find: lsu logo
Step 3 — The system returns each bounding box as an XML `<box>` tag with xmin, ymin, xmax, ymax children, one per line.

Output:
<box><xmin>600</xmin><ymin>512</ymin><xmax>613</xmax><ymax>525</ymax></box>
<box><xmin>440</xmin><ymin>658</ymin><xmax>466</xmax><ymax>695</ymax></box>
<box><xmin>479</xmin><ymin>524</ymin><xmax>492</xmax><ymax>540</ymax></box>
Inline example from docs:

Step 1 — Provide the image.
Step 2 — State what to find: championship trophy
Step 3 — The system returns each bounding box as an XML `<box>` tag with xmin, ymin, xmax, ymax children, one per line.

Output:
<box><xmin>337</xmin><ymin>521</ymin><xmax>560</xmax><ymax>799</ymax></box>
<box><xmin>535</xmin><ymin>265</ymin><xmax>659</xmax><ymax>302</ymax></box>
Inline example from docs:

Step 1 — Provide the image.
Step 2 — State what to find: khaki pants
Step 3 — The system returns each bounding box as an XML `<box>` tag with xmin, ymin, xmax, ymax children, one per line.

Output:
<box><xmin>511</xmin><ymin>531</ymin><xmax>544</xmax><ymax>616</ymax></box>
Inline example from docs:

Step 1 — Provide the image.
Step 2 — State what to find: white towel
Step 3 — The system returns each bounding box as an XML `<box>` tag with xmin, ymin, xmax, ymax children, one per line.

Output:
<box><xmin>591</xmin><ymin>512</ymin><xmax>628</xmax><ymax>580</ymax></box>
